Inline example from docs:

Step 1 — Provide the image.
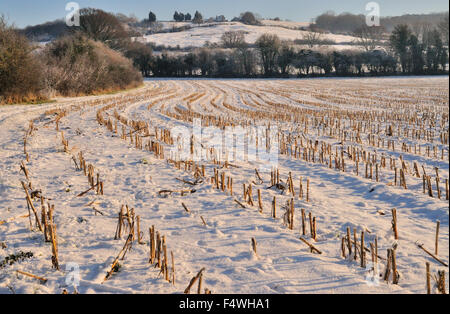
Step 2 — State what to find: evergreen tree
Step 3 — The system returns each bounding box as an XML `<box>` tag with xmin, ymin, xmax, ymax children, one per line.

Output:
<box><xmin>389</xmin><ymin>24</ymin><xmax>412</xmax><ymax>73</ymax></box>
<box><xmin>173</xmin><ymin>11</ymin><xmax>180</xmax><ymax>22</ymax></box>
<box><xmin>148</xmin><ymin>11</ymin><xmax>156</xmax><ymax>23</ymax></box>
<box><xmin>193</xmin><ymin>11</ymin><xmax>203</xmax><ymax>24</ymax></box>
<box><xmin>409</xmin><ymin>34</ymin><xmax>424</xmax><ymax>74</ymax></box>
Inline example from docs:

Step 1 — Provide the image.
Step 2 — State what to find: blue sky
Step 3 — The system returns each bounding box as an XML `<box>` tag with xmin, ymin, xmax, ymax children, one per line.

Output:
<box><xmin>1</xmin><ymin>0</ymin><xmax>448</xmax><ymax>28</ymax></box>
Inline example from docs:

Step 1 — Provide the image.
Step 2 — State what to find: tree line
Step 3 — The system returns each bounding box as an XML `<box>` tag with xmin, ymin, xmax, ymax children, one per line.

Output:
<box><xmin>1</xmin><ymin>8</ymin><xmax>449</xmax><ymax>104</ymax></box>
<box><xmin>313</xmin><ymin>11</ymin><xmax>449</xmax><ymax>34</ymax></box>
<box><xmin>145</xmin><ymin>24</ymin><xmax>448</xmax><ymax>78</ymax></box>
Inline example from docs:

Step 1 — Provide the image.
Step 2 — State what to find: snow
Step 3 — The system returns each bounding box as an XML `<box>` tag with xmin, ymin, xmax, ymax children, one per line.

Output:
<box><xmin>138</xmin><ymin>21</ymin><xmax>359</xmax><ymax>49</ymax></box>
<box><xmin>260</xmin><ymin>20</ymin><xmax>311</xmax><ymax>29</ymax></box>
<box><xmin>0</xmin><ymin>77</ymin><xmax>448</xmax><ymax>294</ymax></box>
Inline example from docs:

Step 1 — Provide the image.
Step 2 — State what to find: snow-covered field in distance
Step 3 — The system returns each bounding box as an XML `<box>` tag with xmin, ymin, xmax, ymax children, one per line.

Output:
<box><xmin>138</xmin><ymin>21</ymin><xmax>360</xmax><ymax>49</ymax></box>
<box><xmin>260</xmin><ymin>20</ymin><xmax>312</xmax><ymax>29</ymax></box>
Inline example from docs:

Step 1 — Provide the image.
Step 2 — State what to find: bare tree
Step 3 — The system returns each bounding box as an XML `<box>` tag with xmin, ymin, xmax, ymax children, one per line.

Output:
<box><xmin>302</xmin><ymin>31</ymin><xmax>324</xmax><ymax>48</ymax></box>
<box><xmin>277</xmin><ymin>43</ymin><xmax>295</xmax><ymax>75</ymax></box>
<box><xmin>410</xmin><ymin>22</ymin><xmax>433</xmax><ymax>48</ymax></box>
<box><xmin>221</xmin><ymin>31</ymin><xmax>246</xmax><ymax>48</ymax></box>
<box><xmin>353</xmin><ymin>25</ymin><xmax>385</xmax><ymax>51</ymax></box>
<box><xmin>78</xmin><ymin>8</ymin><xmax>129</xmax><ymax>50</ymax></box>
<box><xmin>256</xmin><ymin>33</ymin><xmax>281</xmax><ymax>75</ymax></box>
<box><xmin>239</xmin><ymin>12</ymin><xmax>259</xmax><ymax>25</ymax></box>
<box><xmin>195</xmin><ymin>48</ymin><xmax>214</xmax><ymax>76</ymax></box>
<box><xmin>235</xmin><ymin>46</ymin><xmax>257</xmax><ymax>76</ymax></box>
<box><xmin>438</xmin><ymin>14</ymin><xmax>449</xmax><ymax>46</ymax></box>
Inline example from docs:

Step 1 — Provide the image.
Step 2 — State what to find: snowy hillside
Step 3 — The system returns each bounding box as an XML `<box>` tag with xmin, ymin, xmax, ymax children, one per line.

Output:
<box><xmin>138</xmin><ymin>21</ymin><xmax>360</xmax><ymax>49</ymax></box>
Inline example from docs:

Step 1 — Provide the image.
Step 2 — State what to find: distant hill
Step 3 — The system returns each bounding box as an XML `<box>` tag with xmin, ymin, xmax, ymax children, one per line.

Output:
<box><xmin>19</xmin><ymin>17</ymin><xmax>361</xmax><ymax>51</ymax></box>
<box><xmin>19</xmin><ymin>20</ymin><xmax>70</xmax><ymax>42</ymax></box>
<box><xmin>19</xmin><ymin>11</ymin><xmax>449</xmax><ymax>46</ymax></box>
<box><xmin>137</xmin><ymin>21</ymin><xmax>360</xmax><ymax>50</ymax></box>
<box><xmin>381</xmin><ymin>12</ymin><xmax>449</xmax><ymax>32</ymax></box>
<box><xmin>312</xmin><ymin>11</ymin><xmax>449</xmax><ymax>34</ymax></box>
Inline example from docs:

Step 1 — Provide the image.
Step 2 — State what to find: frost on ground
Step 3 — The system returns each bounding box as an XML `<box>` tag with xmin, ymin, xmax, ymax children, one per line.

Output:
<box><xmin>0</xmin><ymin>77</ymin><xmax>448</xmax><ymax>294</ymax></box>
<box><xmin>138</xmin><ymin>21</ymin><xmax>360</xmax><ymax>49</ymax></box>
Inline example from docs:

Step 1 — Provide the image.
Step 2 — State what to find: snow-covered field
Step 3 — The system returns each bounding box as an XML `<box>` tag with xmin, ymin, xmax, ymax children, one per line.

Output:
<box><xmin>260</xmin><ymin>20</ymin><xmax>311</xmax><ymax>29</ymax></box>
<box><xmin>0</xmin><ymin>77</ymin><xmax>448</xmax><ymax>294</ymax></box>
<box><xmin>138</xmin><ymin>21</ymin><xmax>359</xmax><ymax>49</ymax></box>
